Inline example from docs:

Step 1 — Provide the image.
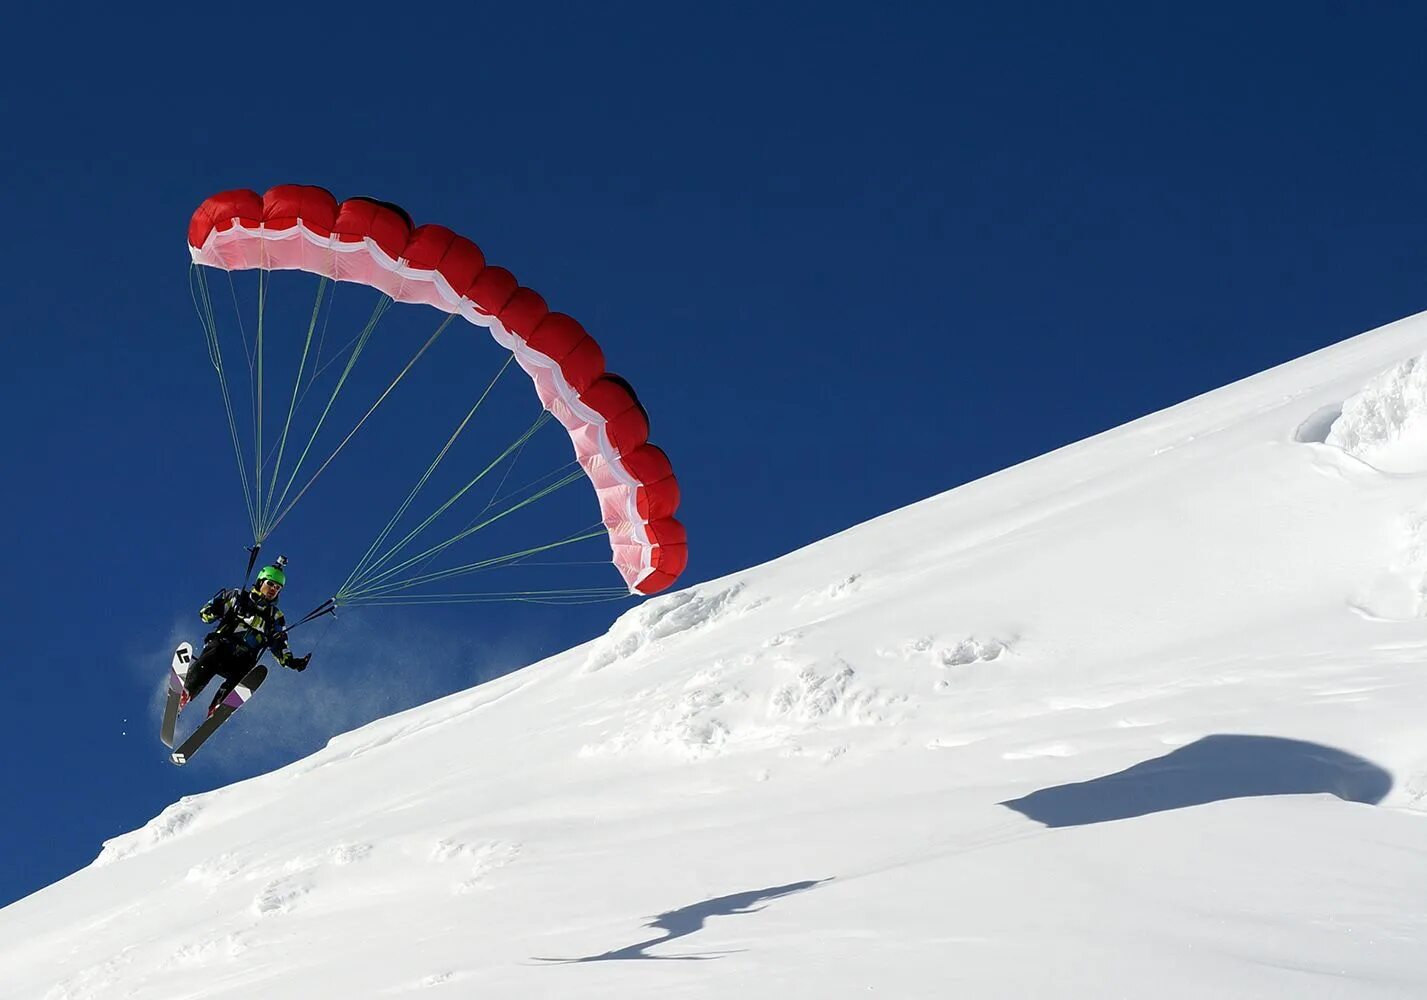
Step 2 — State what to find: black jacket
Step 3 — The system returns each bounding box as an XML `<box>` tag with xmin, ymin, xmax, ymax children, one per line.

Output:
<box><xmin>199</xmin><ymin>587</ymin><xmax>295</xmax><ymax>665</ymax></box>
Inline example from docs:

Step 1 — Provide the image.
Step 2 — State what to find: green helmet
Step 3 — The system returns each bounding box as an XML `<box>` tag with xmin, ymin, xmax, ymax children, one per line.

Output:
<box><xmin>256</xmin><ymin>564</ymin><xmax>287</xmax><ymax>587</ymax></box>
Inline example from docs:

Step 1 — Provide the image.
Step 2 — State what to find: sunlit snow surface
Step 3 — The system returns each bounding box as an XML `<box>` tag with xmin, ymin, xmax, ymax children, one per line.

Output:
<box><xmin>8</xmin><ymin>315</ymin><xmax>1427</xmax><ymax>998</ymax></box>
<box><xmin>1327</xmin><ymin>351</ymin><xmax>1427</xmax><ymax>473</ymax></box>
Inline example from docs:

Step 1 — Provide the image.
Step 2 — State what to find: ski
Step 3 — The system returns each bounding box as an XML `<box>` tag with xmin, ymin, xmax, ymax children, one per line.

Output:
<box><xmin>170</xmin><ymin>664</ymin><xmax>267</xmax><ymax>766</ymax></box>
<box><xmin>160</xmin><ymin>643</ymin><xmax>195</xmax><ymax>749</ymax></box>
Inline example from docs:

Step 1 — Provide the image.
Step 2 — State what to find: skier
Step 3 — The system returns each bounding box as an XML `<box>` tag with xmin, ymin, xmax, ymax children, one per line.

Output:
<box><xmin>183</xmin><ymin>558</ymin><xmax>311</xmax><ymax>715</ymax></box>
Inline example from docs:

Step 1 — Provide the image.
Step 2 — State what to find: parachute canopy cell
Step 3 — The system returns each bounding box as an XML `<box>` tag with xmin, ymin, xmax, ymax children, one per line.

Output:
<box><xmin>189</xmin><ymin>184</ymin><xmax>687</xmax><ymax>595</ymax></box>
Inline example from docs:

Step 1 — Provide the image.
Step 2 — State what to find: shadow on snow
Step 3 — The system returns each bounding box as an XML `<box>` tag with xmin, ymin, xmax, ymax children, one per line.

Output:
<box><xmin>999</xmin><ymin>733</ymin><xmax>1391</xmax><ymax>828</ymax></box>
<box><xmin>533</xmin><ymin>879</ymin><xmax>833</xmax><ymax>964</ymax></box>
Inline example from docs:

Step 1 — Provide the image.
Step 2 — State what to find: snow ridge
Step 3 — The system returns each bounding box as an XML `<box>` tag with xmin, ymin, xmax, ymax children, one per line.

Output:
<box><xmin>10</xmin><ymin>311</ymin><xmax>1427</xmax><ymax>998</ymax></box>
<box><xmin>1327</xmin><ymin>350</ymin><xmax>1427</xmax><ymax>472</ymax></box>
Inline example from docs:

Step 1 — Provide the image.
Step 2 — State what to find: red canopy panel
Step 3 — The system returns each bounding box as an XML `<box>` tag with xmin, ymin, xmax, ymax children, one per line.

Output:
<box><xmin>189</xmin><ymin>184</ymin><xmax>686</xmax><ymax>594</ymax></box>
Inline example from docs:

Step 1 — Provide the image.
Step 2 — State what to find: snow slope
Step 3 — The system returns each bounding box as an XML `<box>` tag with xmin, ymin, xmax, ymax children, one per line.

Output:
<box><xmin>7</xmin><ymin>313</ymin><xmax>1427</xmax><ymax>998</ymax></box>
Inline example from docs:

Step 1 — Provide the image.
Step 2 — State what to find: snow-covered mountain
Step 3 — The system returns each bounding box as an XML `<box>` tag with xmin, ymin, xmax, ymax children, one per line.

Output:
<box><xmin>7</xmin><ymin>312</ymin><xmax>1427</xmax><ymax>999</ymax></box>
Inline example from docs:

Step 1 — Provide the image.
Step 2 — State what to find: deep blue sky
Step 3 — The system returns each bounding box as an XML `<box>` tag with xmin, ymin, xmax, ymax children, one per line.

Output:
<box><xmin>2</xmin><ymin>3</ymin><xmax>1425</xmax><ymax>908</ymax></box>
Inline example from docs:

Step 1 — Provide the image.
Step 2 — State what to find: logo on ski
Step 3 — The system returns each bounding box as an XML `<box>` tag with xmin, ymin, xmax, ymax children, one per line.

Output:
<box><xmin>168</xmin><ymin>663</ymin><xmax>267</xmax><ymax>767</ymax></box>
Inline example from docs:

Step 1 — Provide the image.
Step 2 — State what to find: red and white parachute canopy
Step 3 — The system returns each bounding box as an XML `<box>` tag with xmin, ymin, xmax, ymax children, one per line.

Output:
<box><xmin>188</xmin><ymin>185</ymin><xmax>686</xmax><ymax>595</ymax></box>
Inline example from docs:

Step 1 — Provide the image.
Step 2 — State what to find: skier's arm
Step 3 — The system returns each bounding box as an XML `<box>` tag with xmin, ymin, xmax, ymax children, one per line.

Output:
<box><xmin>269</xmin><ymin>615</ymin><xmax>311</xmax><ymax>671</ymax></box>
<box><xmin>199</xmin><ymin>588</ymin><xmax>236</xmax><ymax>625</ymax></box>
<box><xmin>269</xmin><ymin>610</ymin><xmax>297</xmax><ymax>666</ymax></box>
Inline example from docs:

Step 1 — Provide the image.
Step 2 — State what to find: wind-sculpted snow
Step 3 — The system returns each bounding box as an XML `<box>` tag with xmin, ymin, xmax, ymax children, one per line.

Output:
<box><xmin>253</xmin><ymin>872</ymin><xmax>315</xmax><ymax>917</ymax></box>
<box><xmin>184</xmin><ymin>851</ymin><xmax>245</xmax><ymax>887</ymax></box>
<box><xmin>13</xmin><ymin>310</ymin><xmax>1427</xmax><ymax>998</ymax></box>
<box><xmin>170</xmin><ymin>933</ymin><xmax>247</xmax><ymax>966</ymax></box>
<box><xmin>45</xmin><ymin>949</ymin><xmax>136</xmax><ymax>1000</ymax></box>
<box><xmin>429</xmin><ymin>838</ymin><xmax>521</xmax><ymax>893</ymax></box>
<box><xmin>579</xmin><ymin>628</ymin><xmax>923</xmax><ymax>760</ymax></box>
<box><xmin>795</xmin><ymin>572</ymin><xmax>864</xmax><ymax>605</ymax></box>
<box><xmin>878</xmin><ymin>633</ymin><xmax>1014</xmax><ymax>670</ymax></box>
<box><xmin>1325</xmin><ymin>351</ymin><xmax>1427</xmax><ymax>472</ymax></box>
<box><xmin>579</xmin><ymin>615</ymin><xmax>1029</xmax><ymax>763</ymax></box>
<box><xmin>1352</xmin><ymin>501</ymin><xmax>1427</xmax><ymax>620</ymax></box>
<box><xmin>578</xmin><ymin>570</ymin><xmax>1020</xmax><ymax>760</ymax></box>
<box><xmin>582</xmin><ymin>583</ymin><xmax>755</xmax><ymax>672</ymax></box>
<box><xmin>95</xmin><ymin>796</ymin><xmax>206</xmax><ymax>866</ymax></box>
<box><xmin>298</xmin><ymin>672</ymin><xmax>531</xmax><ymax>772</ymax></box>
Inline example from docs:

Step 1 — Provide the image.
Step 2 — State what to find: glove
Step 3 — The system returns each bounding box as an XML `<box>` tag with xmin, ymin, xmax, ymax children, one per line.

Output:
<box><xmin>287</xmin><ymin>653</ymin><xmax>311</xmax><ymax>672</ymax></box>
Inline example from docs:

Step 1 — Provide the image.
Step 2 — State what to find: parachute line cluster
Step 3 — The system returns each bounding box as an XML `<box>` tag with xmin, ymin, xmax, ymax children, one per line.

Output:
<box><xmin>188</xmin><ymin>185</ymin><xmax>687</xmax><ymax>595</ymax></box>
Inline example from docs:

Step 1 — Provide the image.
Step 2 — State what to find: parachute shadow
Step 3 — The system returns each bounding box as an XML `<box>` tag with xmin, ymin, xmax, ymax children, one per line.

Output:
<box><xmin>999</xmin><ymin>734</ymin><xmax>1391</xmax><ymax>828</ymax></box>
<box><xmin>531</xmin><ymin>878</ymin><xmax>832</xmax><ymax>964</ymax></box>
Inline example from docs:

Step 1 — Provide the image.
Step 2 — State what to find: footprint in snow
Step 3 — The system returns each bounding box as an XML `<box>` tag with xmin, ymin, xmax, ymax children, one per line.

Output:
<box><xmin>185</xmin><ymin>852</ymin><xmax>245</xmax><ymax>887</ymax></box>
<box><xmin>796</xmin><ymin>574</ymin><xmax>863</xmax><ymax>607</ymax></box>
<box><xmin>764</xmin><ymin>630</ymin><xmax>804</xmax><ymax>648</ymax></box>
<box><xmin>269</xmin><ymin>842</ymin><xmax>374</xmax><ymax>879</ymax></box>
<box><xmin>253</xmin><ymin>874</ymin><xmax>314</xmax><ymax>917</ymax></box>
<box><xmin>880</xmin><ymin>635</ymin><xmax>1013</xmax><ymax>670</ymax></box>
<box><xmin>325</xmin><ymin>842</ymin><xmax>374</xmax><ymax>866</ymax></box>
<box><xmin>402</xmin><ymin>970</ymin><xmax>476</xmax><ymax>990</ymax></box>
<box><xmin>877</xmin><ymin>636</ymin><xmax>935</xmax><ymax>659</ymax></box>
<box><xmin>429</xmin><ymin>839</ymin><xmax>521</xmax><ymax>893</ymax></box>
<box><xmin>171</xmin><ymin>934</ymin><xmax>247</xmax><ymax>966</ymax></box>
<box><xmin>46</xmin><ymin>948</ymin><xmax>136</xmax><ymax>1000</ymax></box>
<box><xmin>940</xmin><ymin>637</ymin><xmax>1011</xmax><ymax>666</ymax></box>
